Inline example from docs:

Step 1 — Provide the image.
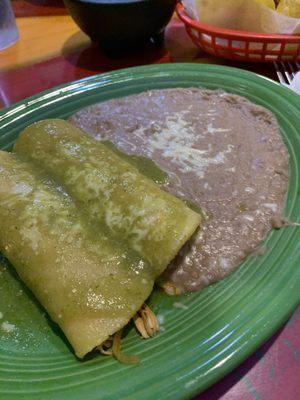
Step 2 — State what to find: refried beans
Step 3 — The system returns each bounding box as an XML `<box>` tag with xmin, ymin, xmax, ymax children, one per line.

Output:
<box><xmin>69</xmin><ymin>88</ymin><xmax>289</xmax><ymax>294</ymax></box>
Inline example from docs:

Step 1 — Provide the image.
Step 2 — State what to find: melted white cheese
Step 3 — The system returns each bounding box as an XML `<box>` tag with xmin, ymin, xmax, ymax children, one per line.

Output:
<box><xmin>1</xmin><ymin>321</ymin><xmax>16</xmax><ymax>333</ymax></box>
<box><xmin>132</xmin><ymin>114</ymin><xmax>233</xmax><ymax>178</ymax></box>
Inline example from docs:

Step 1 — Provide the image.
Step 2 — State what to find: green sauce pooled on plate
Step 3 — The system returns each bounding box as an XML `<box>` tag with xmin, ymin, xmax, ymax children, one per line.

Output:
<box><xmin>102</xmin><ymin>140</ymin><xmax>203</xmax><ymax>215</ymax></box>
<box><xmin>101</xmin><ymin>140</ymin><xmax>168</xmax><ymax>185</ymax></box>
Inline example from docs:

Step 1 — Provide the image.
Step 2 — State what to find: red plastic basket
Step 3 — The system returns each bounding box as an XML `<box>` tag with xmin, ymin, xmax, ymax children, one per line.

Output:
<box><xmin>176</xmin><ymin>3</ymin><xmax>300</xmax><ymax>62</ymax></box>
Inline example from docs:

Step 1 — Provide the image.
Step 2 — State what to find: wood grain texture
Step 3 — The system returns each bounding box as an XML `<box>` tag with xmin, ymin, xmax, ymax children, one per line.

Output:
<box><xmin>12</xmin><ymin>0</ymin><xmax>68</xmax><ymax>17</ymax></box>
<box><xmin>0</xmin><ymin>43</ymin><xmax>170</xmax><ymax>107</ymax></box>
<box><xmin>0</xmin><ymin>15</ymin><xmax>278</xmax><ymax>79</ymax></box>
<box><xmin>0</xmin><ymin>16</ymin><xmax>90</xmax><ymax>72</ymax></box>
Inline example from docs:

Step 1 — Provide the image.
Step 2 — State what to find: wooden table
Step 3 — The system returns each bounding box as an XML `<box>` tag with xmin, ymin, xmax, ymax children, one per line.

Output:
<box><xmin>0</xmin><ymin>12</ymin><xmax>278</xmax><ymax>106</ymax></box>
<box><xmin>0</xmin><ymin>9</ymin><xmax>299</xmax><ymax>400</ymax></box>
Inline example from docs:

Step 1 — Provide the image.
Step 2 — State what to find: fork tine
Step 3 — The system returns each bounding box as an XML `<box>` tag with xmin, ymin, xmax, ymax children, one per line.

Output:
<box><xmin>280</xmin><ymin>61</ymin><xmax>293</xmax><ymax>84</ymax></box>
<box><xmin>288</xmin><ymin>62</ymin><xmax>297</xmax><ymax>77</ymax></box>
<box><xmin>274</xmin><ymin>61</ymin><xmax>289</xmax><ymax>85</ymax></box>
<box><xmin>273</xmin><ymin>61</ymin><xmax>299</xmax><ymax>85</ymax></box>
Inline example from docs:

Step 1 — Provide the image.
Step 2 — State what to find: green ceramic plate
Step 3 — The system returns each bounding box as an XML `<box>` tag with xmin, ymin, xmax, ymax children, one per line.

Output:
<box><xmin>0</xmin><ymin>64</ymin><xmax>299</xmax><ymax>400</ymax></box>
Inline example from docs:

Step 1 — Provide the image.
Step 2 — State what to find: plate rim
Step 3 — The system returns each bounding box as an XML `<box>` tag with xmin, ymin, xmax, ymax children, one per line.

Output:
<box><xmin>1</xmin><ymin>63</ymin><xmax>299</xmax><ymax>124</ymax></box>
<box><xmin>0</xmin><ymin>63</ymin><xmax>299</xmax><ymax>400</ymax></box>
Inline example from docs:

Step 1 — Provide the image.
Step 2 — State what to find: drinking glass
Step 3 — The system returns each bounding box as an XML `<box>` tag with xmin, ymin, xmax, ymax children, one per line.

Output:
<box><xmin>0</xmin><ymin>0</ymin><xmax>19</xmax><ymax>51</ymax></box>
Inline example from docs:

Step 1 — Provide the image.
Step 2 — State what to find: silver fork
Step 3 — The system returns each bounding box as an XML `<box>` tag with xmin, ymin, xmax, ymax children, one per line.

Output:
<box><xmin>273</xmin><ymin>61</ymin><xmax>300</xmax><ymax>85</ymax></box>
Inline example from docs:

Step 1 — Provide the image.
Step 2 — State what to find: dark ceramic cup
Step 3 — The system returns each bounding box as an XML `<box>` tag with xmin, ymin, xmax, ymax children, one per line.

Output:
<box><xmin>63</xmin><ymin>0</ymin><xmax>177</xmax><ymax>56</ymax></box>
